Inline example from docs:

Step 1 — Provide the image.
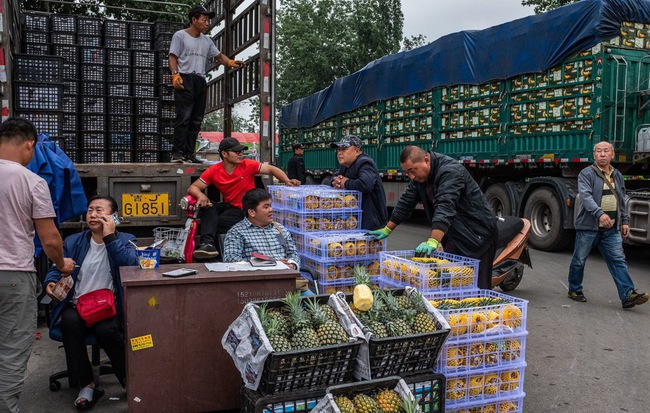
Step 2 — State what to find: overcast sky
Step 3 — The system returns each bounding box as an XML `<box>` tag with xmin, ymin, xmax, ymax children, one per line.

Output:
<box><xmin>402</xmin><ymin>0</ymin><xmax>536</xmax><ymax>43</ymax></box>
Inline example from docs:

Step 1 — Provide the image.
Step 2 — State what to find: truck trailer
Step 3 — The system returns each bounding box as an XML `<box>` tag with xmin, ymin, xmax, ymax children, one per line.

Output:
<box><xmin>277</xmin><ymin>0</ymin><xmax>650</xmax><ymax>251</ymax></box>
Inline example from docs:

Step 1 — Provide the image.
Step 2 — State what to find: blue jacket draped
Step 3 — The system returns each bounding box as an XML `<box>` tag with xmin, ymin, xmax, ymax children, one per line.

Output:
<box><xmin>44</xmin><ymin>231</ymin><xmax>138</xmax><ymax>327</ymax></box>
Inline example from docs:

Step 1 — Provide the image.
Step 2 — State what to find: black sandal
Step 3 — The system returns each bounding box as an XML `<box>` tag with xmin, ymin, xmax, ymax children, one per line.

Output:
<box><xmin>74</xmin><ymin>386</ymin><xmax>104</xmax><ymax>410</ymax></box>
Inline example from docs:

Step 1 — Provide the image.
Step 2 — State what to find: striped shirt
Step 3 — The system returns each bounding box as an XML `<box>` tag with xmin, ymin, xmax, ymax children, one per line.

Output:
<box><xmin>599</xmin><ymin>166</ymin><xmax>617</xmax><ymax>226</ymax></box>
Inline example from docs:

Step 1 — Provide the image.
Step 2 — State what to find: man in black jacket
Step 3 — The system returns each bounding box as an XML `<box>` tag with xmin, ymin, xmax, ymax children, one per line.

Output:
<box><xmin>287</xmin><ymin>143</ymin><xmax>306</xmax><ymax>184</ymax></box>
<box><xmin>331</xmin><ymin>135</ymin><xmax>388</xmax><ymax>230</ymax></box>
<box><xmin>369</xmin><ymin>146</ymin><xmax>497</xmax><ymax>289</ymax></box>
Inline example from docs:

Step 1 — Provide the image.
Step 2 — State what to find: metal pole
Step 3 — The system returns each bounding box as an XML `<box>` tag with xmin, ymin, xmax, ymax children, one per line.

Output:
<box><xmin>223</xmin><ymin>0</ymin><xmax>232</xmax><ymax>136</ymax></box>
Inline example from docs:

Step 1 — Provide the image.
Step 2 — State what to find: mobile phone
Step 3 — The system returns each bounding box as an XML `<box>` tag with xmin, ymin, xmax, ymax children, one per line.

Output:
<box><xmin>111</xmin><ymin>213</ymin><xmax>121</xmax><ymax>226</ymax></box>
<box><xmin>162</xmin><ymin>268</ymin><xmax>198</xmax><ymax>278</ymax></box>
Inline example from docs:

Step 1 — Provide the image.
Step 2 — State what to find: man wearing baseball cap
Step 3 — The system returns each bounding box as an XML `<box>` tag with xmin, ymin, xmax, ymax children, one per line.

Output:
<box><xmin>287</xmin><ymin>143</ymin><xmax>306</xmax><ymax>184</ymax></box>
<box><xmin>168</xmin><ymin>5</ymin><xmax>247</xmax><ymax>164</ymax></box>
<box><xmin>330</xmin><ymin>135</ymin><xmax>388</xmax><ymax>230</ymax></box>
<box><xmin>187</xmin><ymin>137</ymin><xmax>301</xmax><ymax>259</ymax></box>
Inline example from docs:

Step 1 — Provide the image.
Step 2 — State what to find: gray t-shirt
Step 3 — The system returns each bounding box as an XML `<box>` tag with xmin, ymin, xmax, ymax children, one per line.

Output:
<box><xmin>169</xmin><ymin>30</ymin><xmax>220</xmax><ymax>78</ymax></box>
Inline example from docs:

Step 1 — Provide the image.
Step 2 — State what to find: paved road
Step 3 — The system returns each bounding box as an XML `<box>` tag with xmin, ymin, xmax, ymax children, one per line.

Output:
<box><xmin>20</xmin><ymin>219</ymin><xmax>650</xmax><ymax>412</ymax></box>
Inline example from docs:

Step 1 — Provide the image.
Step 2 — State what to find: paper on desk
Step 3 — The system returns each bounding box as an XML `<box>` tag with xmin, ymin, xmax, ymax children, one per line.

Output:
<box><xmin>204</xmin><ymin>261</ymin><xmax>289</xmax><ymax>272</ymax></box>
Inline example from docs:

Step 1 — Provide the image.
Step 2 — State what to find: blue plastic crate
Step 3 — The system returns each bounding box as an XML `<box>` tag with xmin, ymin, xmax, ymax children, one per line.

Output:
<box><xmin>425</xmin><ymin>290</ymin><xmax>528</xmax><ymax>342</ymax></box>
<box><xmin>445</xmin><ymin>394</ymin><xmax>524</xmax><ymax>413</ymax></box>
<box><xmin>281</xmin><ymin>210</ymin><xmax>362</xmax><ymax>233</ymax></box>
<box><xmin>443</xmin><ymin>362</ymin><xmax>526</xmax><ymax>408</ymax></box>
<box><xmin>303</xmin><ymin>231</ymin><xmax>385</xmax><ymax>261</ymax></box>
<box><xmin>380</xmin><ymin>250</ymin><xmax>479</xmax><ymax>292</ymax></box>
<box><xmin>437</xmin><ymin>332</ymin><xmax>527</xmax><ymax>374</ymax></box>
<box><xmin>268</xmin><ymin>185</ymin><xmax>362</xmax><ymax>212</ymax></box>
<box><xmin>301</xmin><ymin>255</ymin><xmax>381</xmax><ymax>285</ymax></box>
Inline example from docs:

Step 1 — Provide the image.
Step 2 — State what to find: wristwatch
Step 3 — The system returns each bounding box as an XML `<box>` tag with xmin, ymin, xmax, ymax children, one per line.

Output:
<box><xmin>171</xmin><ymin>70</ymin><xmax>179</xmax><ymax>75</ymax></box>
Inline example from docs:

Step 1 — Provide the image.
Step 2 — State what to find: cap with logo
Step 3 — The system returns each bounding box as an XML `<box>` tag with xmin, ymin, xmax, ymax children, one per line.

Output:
<box><xmin>330</xmin><ymin>135</ymin><xmax>363</xmax><ymax>149</ymax></box>
<box><xmin>219</xmin><ymin>137</ymin><xmax>247</xmax><ymax>153</ymax></box>
<box><xmin>189</xmin><ymin>5</ymin><xmax>216</xmax><ymax>20</ymax></box>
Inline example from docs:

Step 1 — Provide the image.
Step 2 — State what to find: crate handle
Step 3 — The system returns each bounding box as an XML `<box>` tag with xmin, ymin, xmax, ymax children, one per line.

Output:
<box><xmin>119</xmin><ymin>169</ymin><xmax>135</xmax><ymax>174</ymax></box>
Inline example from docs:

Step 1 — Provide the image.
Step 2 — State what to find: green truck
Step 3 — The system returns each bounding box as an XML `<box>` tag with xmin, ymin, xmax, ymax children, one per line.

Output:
<box><xmin>277</xmin><ymin>0</ymin><xmax>650</xmax><ymax>251</ymax></box>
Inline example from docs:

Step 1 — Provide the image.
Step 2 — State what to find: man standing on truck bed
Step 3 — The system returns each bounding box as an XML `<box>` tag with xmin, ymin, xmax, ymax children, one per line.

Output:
<box><xmin>567</xmin><ymin>141</ymin><xmax>648</xmax><ymax>309</ymax></box>
<box><xmin>369</xmin><ymin>146</ymin><xmax>497</xmax><ymax>289</ymax></box>
<box><xmin>169</xmin><ymin>5</ymin><xmax>246</xmax><ymax>164</ymax></box>
<box><xmin>188</xmin><ymin>137</ymin><xmax>301</xmax><ymax>259</ymax></box>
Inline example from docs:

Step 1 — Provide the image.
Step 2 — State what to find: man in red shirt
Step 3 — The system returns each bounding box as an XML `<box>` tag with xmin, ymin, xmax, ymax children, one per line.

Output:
<box><xmin>188</xmin><ymin>137</ymin><xmax>300</xmax><ymax>259</ymax></box>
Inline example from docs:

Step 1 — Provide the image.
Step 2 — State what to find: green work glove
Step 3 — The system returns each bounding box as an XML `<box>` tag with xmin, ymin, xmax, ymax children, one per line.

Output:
<box><xmin>415</xmin><ymin>238</ymin><xmax>440</xmax><ymax>257</ymax></box>
<box><xmin>368</xmin><ymin>226</ymin><xmax>392</xmax><ymax>240</ymax></box>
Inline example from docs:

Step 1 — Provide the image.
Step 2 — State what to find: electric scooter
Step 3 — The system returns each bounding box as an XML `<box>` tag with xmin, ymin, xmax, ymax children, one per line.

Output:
<box><xmin>491</xmin><ymin>216</ymin><xmax>532</xmax><ymax>291</ymax></box>
<box><xmin>179</xmin><ymin>195</ymin><xmax>204</xmax><ymax>264</ymax></box>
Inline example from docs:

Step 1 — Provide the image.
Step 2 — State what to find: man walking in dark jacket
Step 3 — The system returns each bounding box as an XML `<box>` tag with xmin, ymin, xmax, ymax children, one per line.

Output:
<box><xmin>331</xmin><ymin>135</ymin><xmax>388</xmax><ymax>230</ymax></box>
<box><xmin>369</xmin><ymin>146</ymin><xmax>497</xmax><ymax>289</ymax></box>
<box><xmin>287</xmin><ymin>143</ymin><xmax>306</xmax><ymax>184</ymax></box>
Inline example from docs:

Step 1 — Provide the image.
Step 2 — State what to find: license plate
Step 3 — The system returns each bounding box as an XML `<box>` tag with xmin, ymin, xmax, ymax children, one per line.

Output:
<box><xmin>122</xmin><ymin>193</ymin><xmax>169</xmax><ymax>217</ymax></box>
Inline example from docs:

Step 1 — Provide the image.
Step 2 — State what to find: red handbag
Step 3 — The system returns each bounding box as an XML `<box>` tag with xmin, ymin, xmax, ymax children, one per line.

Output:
<box><xmin>76</xmin><ymin>289</ymin><xmax>116</xmax><ymax>327</ymax></box>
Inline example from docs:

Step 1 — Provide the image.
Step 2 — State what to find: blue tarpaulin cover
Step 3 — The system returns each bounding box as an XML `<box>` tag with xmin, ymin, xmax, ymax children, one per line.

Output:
<box><xmin>280</xmin><ymin>0</ymin><xmax>650</xmax><ymax>129</ymax></box>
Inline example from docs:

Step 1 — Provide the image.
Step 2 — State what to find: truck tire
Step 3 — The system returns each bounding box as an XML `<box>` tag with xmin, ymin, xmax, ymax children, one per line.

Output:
<box><xmin>523</xmin><ymin>187</ymin><xmax>572</xmax><ymax>251</ymax></box>
<box><xmin>485</xmin><ymin>184</ymin><xmax>511</xmax><ymax>217</ymax></box>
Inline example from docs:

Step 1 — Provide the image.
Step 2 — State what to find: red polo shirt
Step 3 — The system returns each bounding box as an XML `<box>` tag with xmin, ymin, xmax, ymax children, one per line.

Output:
<box><xmin>199</xmin><ymin>159</ymin><xmax>261</xmax><ymax>208</ymax></box>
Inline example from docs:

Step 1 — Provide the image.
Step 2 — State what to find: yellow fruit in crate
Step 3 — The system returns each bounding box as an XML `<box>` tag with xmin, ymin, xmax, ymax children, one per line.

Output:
<box><xmin>367</xmin><ymin>261</ymin><xmax>380</xmax><ymax>276</ymax></box>
<box><xmin>321</xmin><ymin>196</ymin><xmax>334</xmax><ymax>209</ymax></box>
<box><xmin>468</xmin><ymin>375</ymin><xmax>484</xmax><ymax>397</ymax></box>
<box><xmin>326</xmin><ymin>265</ymin><xmax>340</xmax><ymax>281</ymax></box>
<box><xmin>344</xmin><ymin>194</ymin><xmax>358</xmax><ymax>208</ymax></box>
<box><xmin>325</xmin><ymin>286</ymin><xmax>337</xmax><ymax>294</ymax></box>
<box><xmin>486</xmin><ymin>310</ymin><xmax>501</xmax><ymax>329</ymax></box>
<box><xmin>320</xmin><ymin>217</ymin><xmax>332</xmax><ymax>231</ymax></box>
<box><xmin>501</xmin><ymin>305</ymin><xmax>522</xmax><ymax>328</ymax></box>
<box><xmin>356</xmin><ymin>240</ymin><xmax>367</xmax><ymax>255</ymax></box>
<box><xmin>343</xmin><ymin>265</ymin><xmax>354</xmax><ymax>279</ymax></box>
<box><xmin>448</xmin><ymin>313</ymin><xmax>468</xmax><ymax>336</ymax></box>
<box><xmin>333</xmin><ymin>218</ymin><xmax>345</xmax><ymax>231</ymax></box>
<box><xmin>333</xmin><ymin>195</ymin><xmax>344</xmax><ymax>209</ymax></box>
<box><xmin>501</xmin><ymin>339</ymin><xmax>522</xmax><ymax>361</ymax></box>
<box><xmin>305</xmin><ymin>195</ymin><xmax>320</xmax><ymax>209</ymax></box>
<box><xmin>345</xmin><ymin>216</ymin><xmax>358</xmax><ymax>229</ymax></box>
<box><xmin>461</xmin><ymin>267</ymin><xmax>475</xmax><ymax>286</ymax></box>
<box><xmin>470</xmin><ymin>312</ymin><xmax>486</xmax><ymax>334</ymax></box>
<box><xmin>328</xmin><ymin>242</ymin><xmax>343</xmax><ymax>258</ymax></box>
<box><xmin>469</xmin><ymin>343</ymin><xmax>485</xmax><ymax>367</ymax></box>
<box><xmin>446</xmin><ymin>378</ymin><xmax>466</xmax><ymax>400</ymax></box>
<box><xmin>445</xmin><ymin>346</ymin><xmax>466</xmax><ymax>368</ymax></box>
<box><xmin>381</xmin><ymin>259</ymin><xmax>392</xmax><ymax>276</ymax></box>
<box><xmin>482</xmin><ymin>405</ymin><xmax>497</xmax><ymax>413</ymax></box>
<box><xmin>353</xmin><ymin>266</ymin><xmax>373</xmax><ymax>311</ymax></box>
<box><xmin>368</xmin><ymin>239</ymin><xmax>383</xmax><ymax>254</ymax></box>
<box><xmin>499</xmin><ymin>401</ymin><xmax>517</xmax><ymax>413</ymax></box>
<box><xmin>304</xmin><ymin>217</ymin><xmax>317</xmax><ymax>231</ymax></box>
<box><xmin>483</xmin><ymin>374</ymin><xmax>498</xmax><ymax>395</ymax></box>
<box><xmin>485</xmin><ymin>342</ymin><xmax>499</xmax><ymax>365</ymax></box>
<box><xmin>499</xmin><ymin>370</ymin><xmax>520</xmax><ymax>392</ymax></box>
<box><xmin>344</xmin><ymin>241</ymin><xmax>357</xmax><ymax>257</ymax></box>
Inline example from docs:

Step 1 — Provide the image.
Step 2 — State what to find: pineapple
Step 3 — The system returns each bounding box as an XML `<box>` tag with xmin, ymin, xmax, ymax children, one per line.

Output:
<box><xmin>501</xmin><ymin>339</ymin><xmax>521</xmax><ymax>361</ymax></box>
<box><xmin>353</xmin><ymin>265</ymin><xmax>373</xmax><ymax>311</ymax></box>
<box><xmin>468</xmin><ymin>375</ymin><xmax>484</xmax><ymax>397</ymax></box>
<box><xmin>401</xmin><ymin>394</ymin><xmax>419</xmax><ymax>413</ymax></box>
<box><xmin>446</xmin><ymin>346</ymin><xmax>466</xmax><ymax>368</ymax></box>
<box><xmin>283</xmin><ymin>292</ymin><xmax>320</xmax><ymax>349</ymax></box>
<box><xmin>267</xmin><ymin>308</ymin><xmax>290</xmax><ymax>338</ymax></box>
<box><xmin>386</xmin><ymin>315</ymin><xmax>413</xmax><ymax>337</ymax></box>
<box><xmin>319</xmin><ymin>303</ymin><xmax>338</xmax><ymax>323</ymax></box>
<box><xmin>501</xmin><ymin>305</ymin><xmax>522</xmax><ymax>328</ymax></box>
<box><xmin>334</xmin><ymin>396</ymin><xmax>357</xmax><ymax>413</ymax></box>
<box><xmin>483</xmin><ymin>374</ymin><xmax>498</xmax><ymax>395</ymax></box>
<box><xmin>446</xmin><ymin>378</ymin><xmax>466</xmax><ymax>400</ymax></box>
<box><xmin>375</xmin><ymin>389</ymin><xmax>403</xmax><ymax>413</ymax></box>
<box><xmin>305</xmin><ymin>298</ymin><xmax>348</xmax><ymax>346</ymax></box>
<box><xmin>411</xmin><ymin>291</ymin><xmax>437</xmax><ymax>334</ymax></box>
<box><xmin>395</xmin><ymin>295</ymin><xmax>414</xmax><ymax>310</ymax></box>
<box><xmin>448</xmin><ymin>313</ymin><xmax>469</xmax><ymax>336</ymax></box>
<box><xmin>365</xmin><ymin>293</ymin><xmax>389</xmax><ymax>338</ymax></box>
<box><xmin>499</xmin><ymin>370</ymin><xmax>520</xmax><ymax>392</ymax></box>
<box><xmin>469</xmin><ymin>312</ymin><xmax>486</xmax><ymax>334</ymax></box>
<box><xmin>353</xmin><ymin>394</ymin><xmax>380</xmax><ymax>413</ymax></box>
<box><xmin>468</xmin><ymin>343</ymin><xmax>485</xmax><ymax>368</ymax></box>
<box><xmin>257</xmin><ymin>304</ymin><xmax>292</xmax><ymax>352</ymax></box>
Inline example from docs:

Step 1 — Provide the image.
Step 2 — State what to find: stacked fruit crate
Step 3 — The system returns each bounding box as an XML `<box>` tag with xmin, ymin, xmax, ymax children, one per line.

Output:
<box><xmin>21</xmin><ymin>12</ymin><xmax>49</xmax><ymax>55</ymax></box>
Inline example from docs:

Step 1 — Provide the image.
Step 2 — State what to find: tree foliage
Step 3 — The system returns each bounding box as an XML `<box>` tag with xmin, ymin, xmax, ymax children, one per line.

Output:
<box><xmin>521</xmin><ymin>0</ymin><xmax>579</xmax><ymax>14</ymax></box>
<box><xmin>402</xmin><ymin>34</ymin><xmax>428</xmax><ymax>51</ymax></box>
<box><xmin>277</xmin><ymin>0</ymin><xmax>405</xmax><ymax>106</ymax></box>
<box><xmin>202</xmin><ymin>110</ymin><xmax>256</xmax><ymax>133</ymax></box>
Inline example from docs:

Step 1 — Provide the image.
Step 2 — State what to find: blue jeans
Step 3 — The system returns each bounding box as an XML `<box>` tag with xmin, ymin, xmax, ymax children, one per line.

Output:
<box><xmin>568</xmin><ymin>228</ymin><xmax>635</xmax><ymax>301</ymax></box>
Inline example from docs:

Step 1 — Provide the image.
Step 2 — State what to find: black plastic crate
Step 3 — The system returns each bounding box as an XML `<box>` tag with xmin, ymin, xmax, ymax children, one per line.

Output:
<box><xmin>81</xmin><ymin>96</ymin><xmax>106</xmax><ymax>114</ymax></box>
<box><xmin>62</xmin><ymin>112</ymin><xmax>78</xmax><ymax>131</ymax></box>
<box><xmin>161</xmin><ymin>135</ymin><xmax>173</xmax><ymax>151</ymax></box>
<box><xmin>63</xmin><ymin>80</ymin><xmax>79</xmax><ymax>95</ymax></box>
<box><xmin>81</xmin><ymin>81</ymin><xmax>105</xmax><ymax>96</ymax></box>
<box><xmin>156</xmin><ymin>53</ymin><xmax>168</xmax><ymax>69</ymax></box>
<box><xmin>135</xmin><ymin>133</ymin><xmax>160</xmax><ymax>150</ymax></box>
<box><xmin>108</xmin><ymin>115</ymin><xmax>134</xmax><ymax>132</ymax></box>
<box><xmin>107</xmin><ymin>97</ymin><xmax>133</xmax><ymax>115</ymax></box>
<box><xmin>135</xmin><ymin>150</ymin><xmax>158</xmax><ymax>163</ymax></box>
<box><xmin>133</xmin><ymin>67</ymin><xmax>155</xmax><ymax>84</ymax></box>
<box><xmin>109</xmin><ymin>150</ymin><xmax>133</xmax><ymax>163</ymax></box>
<box><xmin>104</xmin><ymin>37</ymin><xmax>129</xmax><ymax>49</ymax></box>
<box><xmin>51</xmin><ymin>44</ymin><xmax>79</xmax><ymax>63</ymax></box>
<box><xmin>157</xmin><ymin>68</ymin><xmax>172</xmax><ymax>86</ymax></box>
<box><xmin>160</xmin><ymin>120</ymin><xmax>174</xmax><ymax>135</ymax></box>
<box><xmin>107</xmin><ymin>66</ymin><xmax>131</xmax><ymax>83</ymax></box>
<box><xmin>158</xmin><ymin>84</ymin><xmax>175</xmax><ymax>101</ymax></box>
<box><xmin>62</xmin><ymin>95</ymin><xmax>78</xmax><ymax>113</ymax></box>
<box><xmin>81</xmin><ymin>150</ymin><xmax>106</xmax><ymax>163</ymax></box>
<box><xmin>77</xmin><ymin>17</ymin><xmax>102</xmax><ymax>35</ymax></box>
<box><xmin>62</xmin><ymin>132</ymin><xmax>79</xmax><ymax>150</ymax></box>
<box><xmin>129</xmin><ymin>22</ymin><xmax>153</xmax><ymax>40</ymax></box>
<box><xmin>159</xmin><ymin>150</ymin><xmax>171</xmax><ymax>162</ymax></box>
<box><xmin>22</xmin><ymin>43</ymin><xmax>50</xmax><ymax>55</ymax></box>
<box><xmin>81</xmin><ymin>114</ymin><xmax>106</xmax><ymax>131</ymax></box>
<box><xmin>107</xmin><ymin>83</ymin><xmax>131</xmax><ymax>97</ymax></box>
<box><xmin>22</xmin><ymin>12</ymin><xmax>49</xmax><ymax>32</ymax></box>
<box><xmin>106</xmin><ymin>48</ymin><xmax>131</xmax><ymax>66</ymax></box>
<box><xmin>241</xmin><ymin>386</ymin><xmax>325</xmax><ymax>413</ymax></box>
<box><xmin>14</xmin><ymin>83</ymin><xmax>63</xmax><ymax>111</ymax></box>
<box><xmin>80</xmin><ymin>64</ymin><xmax>105</xmax><ymax>82</ymax></box>
<box><xmin>65</xmin><ymin>149</ymin><xmax>80</xmax><ymax>163</ymax></box>
<box><xmin>135</xmin><ymin>98</ymin><xmax>160</xmax><ymax>116</ymax></box>
<box><xmin>161</xmin><ymin>102</ymin><xmax>176</xmax><ymax>119</ymax></box>
<box><xmin>51</xmin><ymin>32</ymin><xmax>76</xmax><ymax>45</ymax></box>
<box><xmin>153</xmin><ymin>36</ymin><xmax>172</xmax><ymax>52</ymax></box>
<box><xmin>62</xmin><ymin>62</ymin><xmax>78</xmax><ymax>79</ymax></box>
<box><xmin>104</xmin><ymin>20</ymin><xmax>128</xmax><ymax>38</ymax></box>
<box><xmin>325</xmin><ymin>374</ymin><xmax>445</xmax><ymax>413</ymax></box>
<box><xmin>132</xmin><ymin>50</ymin><xmax>155</xmax><ymax>67</ymax></box>
<box><xmin>13</xmin><ymin>55</ymin><xmax>63</xmax><ymax>83</ymax></box>
<box><xmin>129</xmin><ymin>39</ymin><xmax>152</xmax><ymax>51</ymax></box>
<box><xmin>108</xmin><ymin>132</ymin><xmax>134</xmax><ymax>149</ymax></box>
<box><xmin>80</xmin><ymin>47</ymin><xmax>105</xmax><ymax>64</ymax></box>
<box><xmin>78</xmin><ymin>35</ymin><xmax>102</xmax><ymax>47</ymax></box>
<box><xmin>135</xmin><ymin>116</ymin><xmax>159</xmax><ymax>133</ymax></box>
<box><xmin>133</xmin><ymin>84</ymin><xmax>155</xmax><ymax>98</ymax></box>
<box><xmin>14</xmin><ymin>111</ymin><xmax>63</xmax><ymax>139</ymax></box>
<box><xmin>23</xmin><ymin>31</ymin><xmax>48</xmax><ymax>44</ymax></box>
<box><xmin>51</xmin><ymin>15</ymin><xmax>77</xmax><ymax>33</ymax></box>
<box><xmin>153</xmin><ymin>21</ymin><xmax>183</xmax><ymax>37</ymax></box>
<box><xmin>80</xmin><ymin>132</ymin><xmax>106</xmax><ymax>149</ymax></box>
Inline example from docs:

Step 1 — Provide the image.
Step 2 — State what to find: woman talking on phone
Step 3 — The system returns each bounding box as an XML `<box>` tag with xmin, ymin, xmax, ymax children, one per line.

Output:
<box><xmin>44</xmin><ymin>195</ymin><xmax>138</xmax><ymax>410</ymax></box>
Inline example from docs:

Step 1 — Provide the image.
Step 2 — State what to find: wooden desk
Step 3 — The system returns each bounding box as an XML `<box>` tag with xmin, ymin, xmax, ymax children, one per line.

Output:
<box><xmin>121</xmin><ymin>263</ymin><xmax>297</xmax><ymax>413</ymax></box>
